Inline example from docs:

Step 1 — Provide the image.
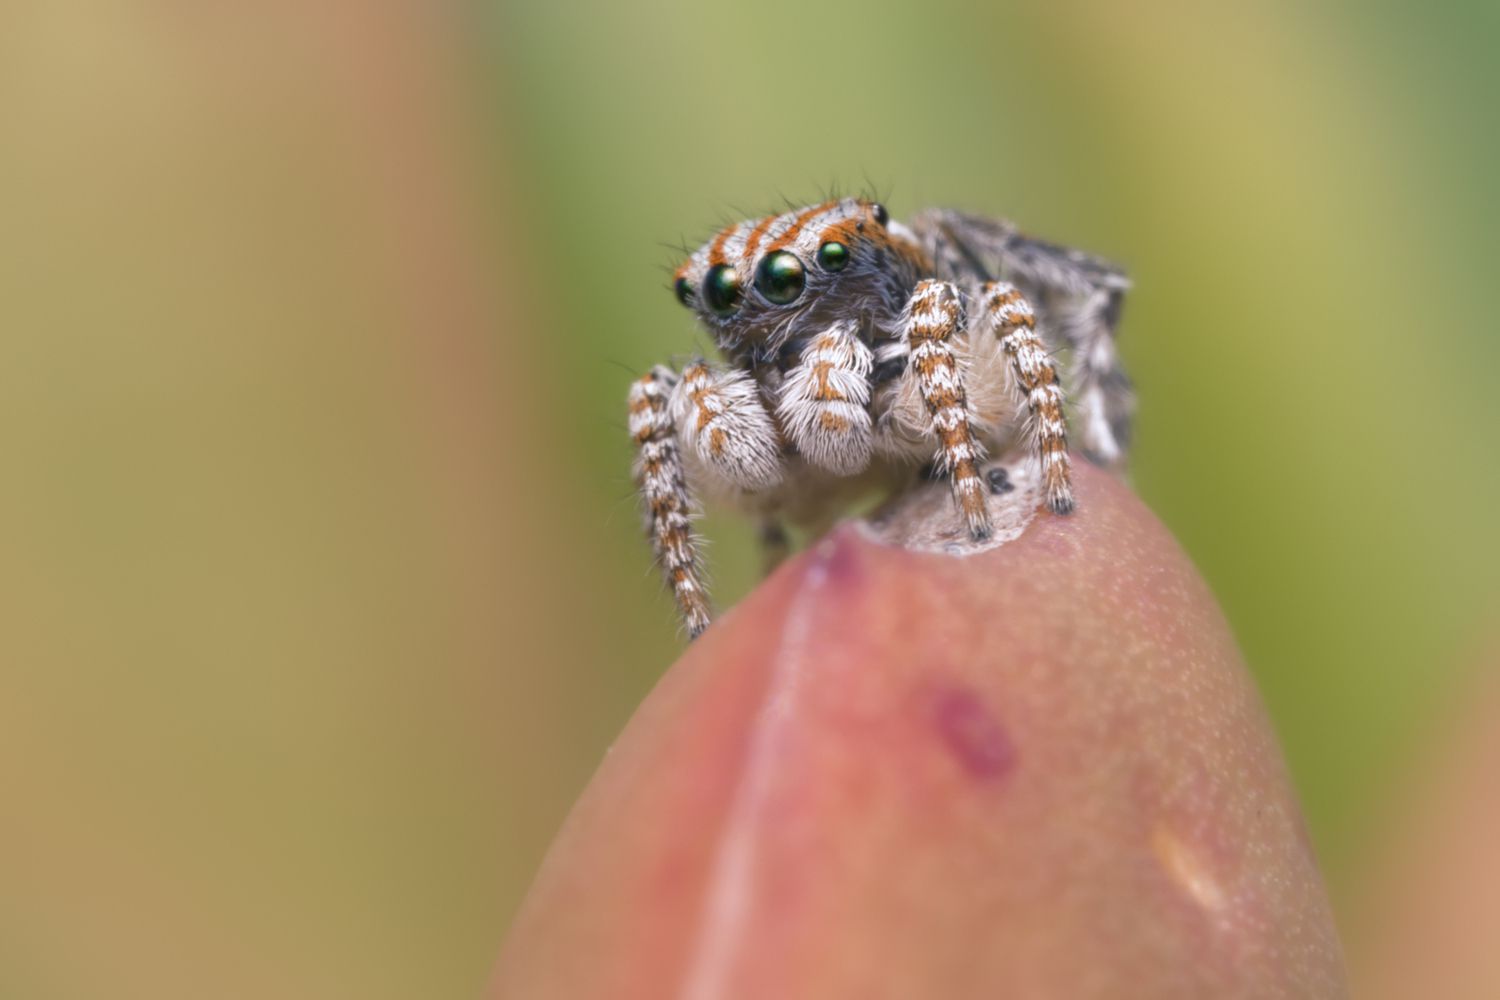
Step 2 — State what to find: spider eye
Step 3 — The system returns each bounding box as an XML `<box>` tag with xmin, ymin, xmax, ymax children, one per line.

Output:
<box><xmin>817</xmin><ymin>241</ymin><xmax>850</xmax><ymax>272</ymax></box>
<box><xmin>674</xmin><ymin>277</ymin><xmax>695</xmax><ymax>308</ymax></box>
<box><xmin>754</xmin><ymin>251</ymin><xmax>805</xmax><ymax>305</ymax></box>
<box><xmin>871</xmin><ymin>203</ymin><xmax>889</xmax><ymax>226</ymax></box>
<box><xmin>703</xmin><ymin>265</ymin><xmax>742</xmax><ymax>316</ymax></box>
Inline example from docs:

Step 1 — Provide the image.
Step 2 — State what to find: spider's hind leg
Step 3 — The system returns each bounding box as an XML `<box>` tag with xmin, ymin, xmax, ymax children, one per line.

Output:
<box><xmin>975</xmin><ymin>281</ymin><xmax>1075</xmax><ymax>515</ymax></box>
<box><xmin>1052</xmin><ymin>283</ymin><xmax>1133</xmax><ymax>466</ymax></box>
<box><xmin>998</xmin><ymin>235</ymin><xmax>1134</xmax><ymax>466</ymax></box>
<box><xmin>907</xmin><ymin>209</ymin><xmax>1135</xmax><ymax>467</ymax></box>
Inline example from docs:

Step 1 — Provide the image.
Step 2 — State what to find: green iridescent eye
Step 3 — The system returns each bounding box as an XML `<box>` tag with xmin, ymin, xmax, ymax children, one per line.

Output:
<box><xmin>817</xmin><ymin>241</ymin><xmax>850</xmax><ymax>272</ymax></box>
<box><xmin>674</xmin><ymin>277</ymin><xmax>695</xmax><ymax>308</ymax></box>
<box><xmin>754</xmin><ymin>251</ymin><xmax>805</xmax><ymax>305</ymax></box>
<box><xmin>703</xmin><ymin>265</ymin><xmax>742</xmax><ymax>316</ymax></box>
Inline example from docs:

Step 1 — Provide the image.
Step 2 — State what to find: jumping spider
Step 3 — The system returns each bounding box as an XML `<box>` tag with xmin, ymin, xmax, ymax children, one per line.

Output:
<box><xmin>629</xmin><ymin>198</ymin><xmax>1133</xmax><ymax>637</ymax></box>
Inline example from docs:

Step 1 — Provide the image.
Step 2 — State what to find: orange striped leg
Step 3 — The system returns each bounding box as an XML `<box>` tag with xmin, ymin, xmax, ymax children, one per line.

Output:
<box><xmin>628</xmin><ymin>366</ymin><xmax>711</xmax><ymax>638</ymax></box>
<box><xmin>904</xmin><ymin>279</ymin><xmax>992</xmax><ymax>539</ymax></box>
<box><xmin>978</xmin><ymin>281</ymin><xmax>1075</xmax><ymax>515</ymax></box>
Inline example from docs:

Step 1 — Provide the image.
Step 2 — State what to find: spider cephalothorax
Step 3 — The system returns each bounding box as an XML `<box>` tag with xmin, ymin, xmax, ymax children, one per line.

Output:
<box><xmin>631</xmin><ymin>197</ymin><xmax>1133</xmax><ymax>637</ymax></box>
<box><xmin>673</xmin><ymin>199</ymin><xmax>924</xmax><ymax>362</ymax></box>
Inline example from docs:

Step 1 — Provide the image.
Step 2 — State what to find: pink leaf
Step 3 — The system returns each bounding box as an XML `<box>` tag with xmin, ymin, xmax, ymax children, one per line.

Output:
<box><xmin>493</xmin><ymin>464</ymin><xmax>1347</xmax><ymax>999</ymax></box>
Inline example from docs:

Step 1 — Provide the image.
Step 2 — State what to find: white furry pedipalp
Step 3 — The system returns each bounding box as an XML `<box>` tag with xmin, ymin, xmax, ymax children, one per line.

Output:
<box><xmin>775</xmin><ymin>321</ymin><xmax>874</xmax><ymax>476</ymax></box>
<box><xmin>675</xmin><ymin>361</ymin><xmax>784</xmax><ymax>492</ymax></box>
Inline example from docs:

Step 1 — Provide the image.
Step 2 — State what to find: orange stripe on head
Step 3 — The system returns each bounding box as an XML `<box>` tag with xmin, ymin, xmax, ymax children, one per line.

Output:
<box><xmin>766</xmin><ymin>201</ymin><xmax>838</xmax><ymax>252</ymax></box>
<box><xmin>707</xmin><ymin>222</ymin><xmax>740</xmax><ymax>267</ymax></box>
<box><xmin>739</xmin><ymin>212</ymin><xmax>781</xmax><ymax>265</ymax></box>
<box><xmin>816</xmin><ymin>218</ymin><xmax>862</xmax><ymax>249</ymax></box>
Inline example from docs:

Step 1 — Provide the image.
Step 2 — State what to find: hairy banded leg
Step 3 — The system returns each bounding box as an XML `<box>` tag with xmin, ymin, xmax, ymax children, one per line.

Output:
<box><xmin>907</xmin><ymin>209</ymin><xmax>1134</xmax><ymax>465</ymax></box>
<box><xmin>628</xmin><ymin>366</ymin><xmax>711</xmax><ymax>638</ymax></box>
<box><xmin>991</xmin><ymin>237</ymin><xmax>1133</xmax><ymax>466</ymax></box>
<box><xmin>902</xmin><ymin>279</ymin><xmax>991</xmax><ymax>539</ymax></box>
<box><xmin>675</xmin><ymin>359</ymin><xmax>783</xmax><ymax>492</ymax></box>
<box><xmin>775</xmin><ymin>319</ymin><xmax>874</xmax><ymax>475</ymax></box>
<box><xmin>977</xmin><ymin>281</ymin><xmax>1075</xmax><ymax>515</ymax></box>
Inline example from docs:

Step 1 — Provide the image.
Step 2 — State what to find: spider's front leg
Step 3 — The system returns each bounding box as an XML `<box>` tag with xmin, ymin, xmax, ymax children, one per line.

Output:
<box><xmin>628</xmin><ymin>360</ymin><xmax>786</xmax><ymax>637</ymax></box>
<box><xmin>902</xmin><ymin>280</ymin><xmax>993</xmax><ymax>539</ymax></box>
<box><xmin>627</xmin><ymin>366</ymin><xmax>712</xmax><ymax>638</ymax></box>
<box><xmin>975</xmin><ymin>281</ymin><xmax>1076</xmax><ymax>515</ymax></box>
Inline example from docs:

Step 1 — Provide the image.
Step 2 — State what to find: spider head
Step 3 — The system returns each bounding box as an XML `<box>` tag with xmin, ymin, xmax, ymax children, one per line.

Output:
<box><xmin>673</xmin><ymin>198</ymin><xmax>926</xmax><ymax>360</ymax></box>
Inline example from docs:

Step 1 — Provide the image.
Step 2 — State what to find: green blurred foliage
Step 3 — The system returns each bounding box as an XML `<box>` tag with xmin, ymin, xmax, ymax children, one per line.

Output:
<box><xmin>492</xmin><ymin>0</ymin><xmax>1500</xmax><ymax>883</ymax></box>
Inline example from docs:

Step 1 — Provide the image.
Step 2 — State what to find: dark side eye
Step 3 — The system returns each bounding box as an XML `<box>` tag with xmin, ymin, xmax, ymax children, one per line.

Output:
<box><xmin>703</xmin><ymin>265</ymin><xmax>742</xmax><ymax>316</ymax></box>
<box><xmin>674</xmin><ymin>277</ymin><xmax>695</xmax><ymax>308</ymax></box>
<box><xmin>754</xmin><ymin>251</ymin><xmax>805</xmax><ymax>305</ymax></box>
<box><xmin>817</xmin><ymin>241</ymin><xmax>850</xmax><ymax>272</ymax></box>
<box><xmin>871</xmin><ymin>203</ymin><xmax>889</xmax><ymax>226</ymax></box>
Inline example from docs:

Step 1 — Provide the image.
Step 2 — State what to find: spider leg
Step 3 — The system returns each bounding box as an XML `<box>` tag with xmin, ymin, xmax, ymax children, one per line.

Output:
<box><xmin>774</xmin><ymin>319</ymin><xmax>874</xmax><ymax>476</ymax></box>
<box><xmin>989</xmin><ymin>235</ymin><xmax>1133</xmax><ymax>466</ymax></box>
<box><xmin>1066</xmin><ymin>290</ymin><xmax>1133</xmax><ymax>466</ymax></box>
<box><xmin>628</xmin><ymin>366</ymin><xmax>711</xmax><ymax>638</ymax></box>
<box><xmin>757</xmin><ymin>517</ymin><xmax>790</xmax><ymax>577</ymax></box>
<box><xmin>676</xmin><ymin>359</ymin><xmax>783</xmax><ymax>492</ymax></box>
<box><xmin>902</xmin><ymin>279</ymin><xmax>992</xmax><ymax>540</ymax></box>
<box><xmin>976</xmin><ymin>281</ymin><xmax>1075</xmax><ymax>515</ymax></box>
<box><xmin>908</xmin><ymin>209</ymin><xmax>1134</xmax><ymax>466</ymax></box>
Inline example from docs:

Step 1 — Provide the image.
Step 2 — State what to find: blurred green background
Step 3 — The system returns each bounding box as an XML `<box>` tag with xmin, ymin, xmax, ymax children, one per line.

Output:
<box><xmin>2</xmin><ymin>1</ymin><xmax>1497</xmax><ymax>996</ymax></box>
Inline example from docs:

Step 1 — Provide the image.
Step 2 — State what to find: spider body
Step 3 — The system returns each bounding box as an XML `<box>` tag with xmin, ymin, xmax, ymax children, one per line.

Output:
<box><xmin>629</xmin><ymin>198</ymin><xmax>1133</xmax><ymax>637</ymax></box>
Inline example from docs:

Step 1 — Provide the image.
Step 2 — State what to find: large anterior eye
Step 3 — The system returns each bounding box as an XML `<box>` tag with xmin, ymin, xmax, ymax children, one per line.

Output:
<box><xmin>754</xmin><ymin>251</ymin><xmax>805</xmax><ymax>305</ymax></box>
<box><xmin>703</xmin><ymin>265</ymin><xmax>742</xmax><ymax>316</ymax></box>
<box><xmin>674</xmin><ymin>277</ymin><xmax>695</xmax><ymax>307</ymax></box>
<box><xmin>817</xmin><ymin>241</ymin><xmax>850</xmax><ymax>272</ymax></box>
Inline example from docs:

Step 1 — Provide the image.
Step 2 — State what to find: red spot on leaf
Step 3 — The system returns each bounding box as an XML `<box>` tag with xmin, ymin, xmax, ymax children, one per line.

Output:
<box><xmin>932</xmin><ymin>686</ymin><xmax>1016</xmax><ymax>782</ymax></box>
